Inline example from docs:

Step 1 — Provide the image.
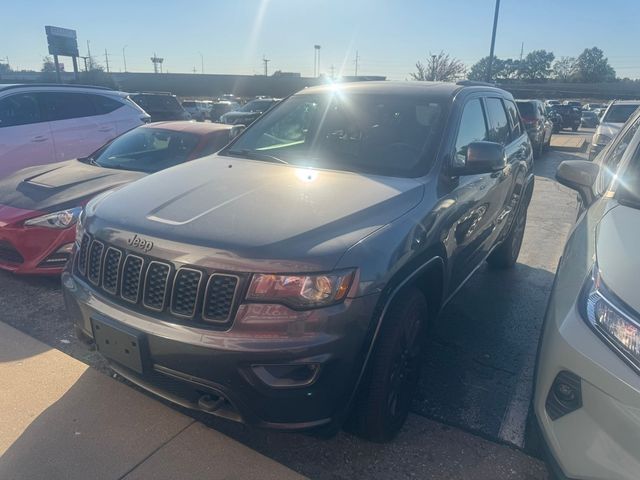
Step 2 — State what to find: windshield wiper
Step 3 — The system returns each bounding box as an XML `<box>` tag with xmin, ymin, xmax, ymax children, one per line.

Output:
<box><xmin>225</xmin><ymin>149</ymin><xmax>288</xmax><ymax>164</ymax></box>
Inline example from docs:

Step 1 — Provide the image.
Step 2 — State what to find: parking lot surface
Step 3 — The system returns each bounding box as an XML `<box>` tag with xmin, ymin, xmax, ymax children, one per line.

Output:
<box><xmin>0</xmin><ymin>130</ymin><xmax>592</xmax><ymax>479</ymax></box>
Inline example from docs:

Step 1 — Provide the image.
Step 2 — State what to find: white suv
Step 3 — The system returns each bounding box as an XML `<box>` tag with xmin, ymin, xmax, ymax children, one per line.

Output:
<box><xmin>589</xmin><ymin>100</ymin><xmax>640</xmax><ymax>160</ymax></box>
<box><xmin>534</xmin><ymin>108</ymin><xmax>640</xmax><ymax>479</ymax></box>
<box><xmin>0</xmin><ymin>84</ymin><xmax>149</xmax><ymax>179</ymax></box>
<box><xmin>181</xmin><ymin>100</ymin><xmax>211</xmax><ymax>121</ymax></box>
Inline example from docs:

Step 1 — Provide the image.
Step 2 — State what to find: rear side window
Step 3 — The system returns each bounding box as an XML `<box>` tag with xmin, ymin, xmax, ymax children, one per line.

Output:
<box><xmin>504</xmin><ymin>100</ymin><xmax>523</xmax><ymax>140</ymax></box>
<box><xmin>485</xmin><ymin>98</ymin><xmax>510</xmax><ymax>145</ymax></box>
<box><xmin>516</xmin><ymin>102</ymin><xmax>534</xmax><ymax>117</ymax></box>
<box><xmin>91</xmin><ymin>95</ymin><xmax>124</xmax><ymax>115</ymax></box>
<box><xmin>0</xmin><ymin>93</ymin><xmax>43</xmax><ymax>127</ymax></box>
<box><xmin>41</xmin><ymin>92</ymin><xmax>96</xmax><ymax>121</ymax></box>
<box><xmin>454</xmin><ymin>98</ymin><xmax>488</xmax><ymax>167</ymax></box>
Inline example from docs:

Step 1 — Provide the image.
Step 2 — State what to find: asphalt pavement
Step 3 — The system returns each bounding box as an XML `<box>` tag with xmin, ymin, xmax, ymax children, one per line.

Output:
<box><xmin>0</xmin><ymin>129</ymin><xmax>593</xmax><ymax>479</ymax></box>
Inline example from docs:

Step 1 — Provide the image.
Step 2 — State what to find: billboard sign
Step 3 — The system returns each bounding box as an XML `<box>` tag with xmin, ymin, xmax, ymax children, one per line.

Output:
<box><xmin>45</xmin><ymin>25</ymin><xmax>79</xmax><ymax>57</ymax></box>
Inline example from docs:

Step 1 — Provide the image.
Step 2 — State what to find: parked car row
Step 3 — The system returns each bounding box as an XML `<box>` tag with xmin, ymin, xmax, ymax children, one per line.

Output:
<box><xmin>180</xmin><ymin>96</ymin><xmax>280</xmax><ymax>123</ymax></box>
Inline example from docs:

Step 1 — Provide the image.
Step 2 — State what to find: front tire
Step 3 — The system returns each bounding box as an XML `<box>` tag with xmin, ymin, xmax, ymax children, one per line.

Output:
<box><xmin>487</xmin><ymin>206</ymin><xmax>527</xmax><ymax>269</ymax></box>
<box><xmin>347</xmin><ymin>288</ymin><xmax>428</xmax><ymax>442</ymax></box>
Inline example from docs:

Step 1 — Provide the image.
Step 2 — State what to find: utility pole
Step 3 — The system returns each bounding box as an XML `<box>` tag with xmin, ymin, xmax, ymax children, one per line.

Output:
<box><xmin>87</xmin><ymin>40</ymin><xmax>92</xmax><ymax>70</ymax></box>
<box><xmin>354</xmin><ymin>50</ymin><xmax>359</xmax><ymax>76</ymax></box>
<box><xmin>486</xmin><ymin>0</ymin><xmax>501</xmax><ymax>82</ymax></box>
<box><xmin>199</xmin><ymin>51</ymin><xmax>204</xmax><ymax>74</ymax></box>
<box><xmin>519</xmin><ymin>42</ymin><xmax>524</xmax><ymax>63</ymax></box>
<box><xmin>263</xmin><ymin>55</ymin><xmax>270</xmax><ymax>76</ymax></box>
<box><xmin>329</xmin><ymin>64</ymin><xmax>335</xmax><ymax>79</ymax></box>
<box><xmin>123</xmin><ymin>45</ymin><xmax>128</xmax><ymax>72</ymax></box>
<box><xmin>104</xmin><ymin>49</ymin><xmax>110</xmax><ymax>73</ymax></box>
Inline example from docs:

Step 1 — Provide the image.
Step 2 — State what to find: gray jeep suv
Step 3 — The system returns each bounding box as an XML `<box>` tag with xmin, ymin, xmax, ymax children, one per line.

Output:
<box><xmin>63</xmin><ymin>81</ymin><xmax>534</xmax><ymax>441</ymax></box>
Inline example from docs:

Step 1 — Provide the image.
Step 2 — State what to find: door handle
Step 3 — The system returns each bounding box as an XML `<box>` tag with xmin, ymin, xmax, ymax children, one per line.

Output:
<box><xmin>31</xmin><ymin>135</ymin><xmax>48</xmax><ymax>142</ymax></box>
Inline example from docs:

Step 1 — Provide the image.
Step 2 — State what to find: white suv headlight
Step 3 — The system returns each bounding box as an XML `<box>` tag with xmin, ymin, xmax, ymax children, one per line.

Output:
<box><xmin>24</xmin><ymin>207</ymin><xmax>83</xmax><ymax>229</ymax></box>
<box><xmin>582</xmin><ymin>267</ymin><xmax>640</xmax><ymax>371</ymax></box>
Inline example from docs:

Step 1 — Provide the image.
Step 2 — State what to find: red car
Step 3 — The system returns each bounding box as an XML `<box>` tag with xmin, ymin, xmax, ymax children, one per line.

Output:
<box><xmin>0</xmin><ymin>121</ymin><xmax>234</xmax><ymax>275</ymax></box>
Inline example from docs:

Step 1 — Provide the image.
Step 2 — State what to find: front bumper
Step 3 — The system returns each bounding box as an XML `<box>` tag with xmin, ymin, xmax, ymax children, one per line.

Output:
<box><xmin>0</xmin><ymin>224</ymin><xmax>75</xmax><ymax>274</ymax></box>
<box><xmin>62</xmin><ymin>271</ymin><xmax>379</xmax><ymax>430</ymax></box>
<box><xmin>535</xmin><ymin>300</ymin><xmax>640</xmax><ymax>479</ymax></box>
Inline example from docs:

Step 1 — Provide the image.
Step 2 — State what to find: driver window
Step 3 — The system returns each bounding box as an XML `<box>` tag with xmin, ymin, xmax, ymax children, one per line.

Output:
<box><xmin>454</xmin><ymin>99</ymin><xmax>488</xmax><ymax>168</ymax></box>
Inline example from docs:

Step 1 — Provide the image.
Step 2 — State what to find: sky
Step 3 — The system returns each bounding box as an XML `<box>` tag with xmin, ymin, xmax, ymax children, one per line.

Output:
<box><xmin>2</xmin><ymin>0</ymin><xmax>640</xmax><ymax>80</ymax></box>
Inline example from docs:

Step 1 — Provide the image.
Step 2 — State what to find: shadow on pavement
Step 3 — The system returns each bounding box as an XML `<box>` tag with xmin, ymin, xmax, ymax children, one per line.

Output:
<box><xmin>413</xmin><ymin>262</ymin><xmax>554</xmax><ymax>446</ymax></box>
<box><xmin>0</xmin><ymin>367</ymin><xmax>193</xmax><ymax>480</ymax></box>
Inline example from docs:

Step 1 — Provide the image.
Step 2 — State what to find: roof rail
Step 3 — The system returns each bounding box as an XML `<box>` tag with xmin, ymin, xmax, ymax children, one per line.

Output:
<box><xmin>0</xmin><ymin>83</ymin><xmax>114</xmax><ymax>92</ymax></box>
<box><xmin>131</xmin><ymin>91</ymin><xmax>175</xmax><ymax>95</ymax></box>
<box><xmin>456</xmin><ymin>80</ymin><xmax>497</xmax><ymax>87</ymax></box>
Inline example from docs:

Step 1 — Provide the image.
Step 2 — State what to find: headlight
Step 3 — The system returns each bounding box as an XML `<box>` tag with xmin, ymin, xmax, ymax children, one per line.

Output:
<box><xmin>582</xmin><ymin>267</ymin><xmax>640</xmax><ymax>371</ymax></box>
<box><xmin>246</xmin><ymin>270</ymin><xmax>355</xmax><ymax>309</ymax></box>
<box><xmin>24</xmin><ymin>207</ymin><xmax>82</xmax><ymax>229</ymax></box>
<box><xmin>593</xmin><ymin>133</ymin><xmax>612</xmax><ymax>146</ymax></box>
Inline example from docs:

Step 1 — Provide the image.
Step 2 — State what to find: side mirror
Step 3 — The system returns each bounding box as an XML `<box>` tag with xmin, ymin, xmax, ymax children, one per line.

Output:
<box><xmin>556</xmin><ymin>160</ymin><xmax>600</xmax><ymax>207</ymax></box>
<box><xmin>453</xmin><ymin>141</ymin><xmax>507</xmax><ymax>176</ymax></box>
<box><xmin>229</xmin><ymin>124</ymin><xmax>246</xmax><ymax>140</ymax></box>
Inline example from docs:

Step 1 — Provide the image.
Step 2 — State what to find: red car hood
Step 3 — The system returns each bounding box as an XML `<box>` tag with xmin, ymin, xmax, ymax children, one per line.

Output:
<box><xmin>0</xmin><ymin>204</ymin><xmax>42</xmax><ymax>227</ymax></box>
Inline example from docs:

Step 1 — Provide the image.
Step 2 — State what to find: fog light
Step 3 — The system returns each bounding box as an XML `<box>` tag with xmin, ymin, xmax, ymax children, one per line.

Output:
<box><xmin>546</xmin><ymin>371</ymin><xmax>582</xmax><ymax>420</ymax></box>
<box><xmin>252</xmin><ymin>363</ymin><xmax>320</xmax><ymax>388</ymax></box>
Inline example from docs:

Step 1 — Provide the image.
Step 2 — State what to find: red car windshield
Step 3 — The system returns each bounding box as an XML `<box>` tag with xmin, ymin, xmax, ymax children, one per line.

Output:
<box><xmin>91</xmin><ymin>128</ymin><xmax>200</xmax><ymax>173</ymax></box>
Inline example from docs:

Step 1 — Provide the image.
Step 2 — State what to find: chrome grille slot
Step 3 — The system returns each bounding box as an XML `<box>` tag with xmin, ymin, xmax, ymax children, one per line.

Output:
<box><xmin>171</xmin><ymin>268</ymin><xmax>203</xmax><ymax>318</ymax></box>
<box><xmin>203</xmin><ymin>274</ymin><xmax>239</xmax><ymax>323</ymax></box>
<box><xmin>143</xmin><ymin>261</ymin><xmax>171</xmax><ymax>311</ymax></box>
<box><xmin>87</xmin><ymin>240</ymin><xmax>105</xmax><ymax>285</ymax></box>
<box><xmin>121</xmin><ymin>255</ymin><xmax>144</xmax><ymax>303</ymax></box>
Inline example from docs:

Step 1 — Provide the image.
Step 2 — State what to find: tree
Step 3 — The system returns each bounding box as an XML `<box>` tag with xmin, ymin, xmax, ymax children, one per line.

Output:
<box><xmin>518</xmin><ymin>50</ymin><xmax>555</xmax><ymax>80</ymax></box>
<box><xmin>468</xmin><ymin>56</ymin><xmax>501</xmax><ymax>81</ymax></box>
<box><xmin>0</xmin><ymin>62</ymin><xmax>11</xmax><ymax>74</ymax></box>
<box><xmin>411</xmin><ymin>51</ymin><xmax>466</xmax><ymax>82</ymax></box>
<box><xmin>41</xmin><ymin>56</ymin><xmax>56</xmax><ymax>73</ymax></box>
<box><xmin>574</xmin><ymin>47</ymin><xmax>616</xmax><ymax>82</ymax></box>
<box><xmin>552</xmin><ymin>56</ymin><xmax>577</xmax><ymax>81</ymax></box>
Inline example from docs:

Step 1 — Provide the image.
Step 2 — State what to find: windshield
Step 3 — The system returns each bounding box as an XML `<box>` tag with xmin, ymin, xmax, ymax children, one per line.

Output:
<box><xmin>224</xmin><ymin>92</ymin><xmax>445</xmax><ymax>177</ymax></box>
<box><xmin>239</xmin><ymin>100</ymin><xmax>275</xmax><ymax>112</ymax></box>
<box><xmin>130</xmin><ymin>94</ymin><xmax>184</xmax><ymax>113</ymax></box>
<box><xmin>92</xmin><ymin>128</ymin><xmax>200</xmax><ymax>173</ymax></box>
<box><xmin>603</xmin><ymin>104</ymin><xmax>640</xmax><ymax>124</ymax></box>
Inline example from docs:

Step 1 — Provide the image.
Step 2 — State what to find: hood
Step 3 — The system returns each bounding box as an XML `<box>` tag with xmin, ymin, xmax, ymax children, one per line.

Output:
<box><xmin>597</xmin><ymin>122</ymin><xmax>622</xmax><ymax>140</ymax></box>
<box><xmin>88</xmin><ymin>156</ymin><xmax>424</xmax><ymax>271</ymax></box>
<box><xmin>0</xmin><ymin>160</ymin><xmax>145</xmax><ymax>222</ymax></box>
<box><xmin>596</xmin><ymin>204</ymin><xmax>640</xmax><ymax>313</ymax></box>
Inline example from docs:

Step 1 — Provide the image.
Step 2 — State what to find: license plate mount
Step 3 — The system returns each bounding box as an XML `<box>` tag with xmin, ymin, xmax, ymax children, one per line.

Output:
<box><xmin>91</xmin><ymin>316</ymin><xmax>147</xmax><ymax>374</ymax></box>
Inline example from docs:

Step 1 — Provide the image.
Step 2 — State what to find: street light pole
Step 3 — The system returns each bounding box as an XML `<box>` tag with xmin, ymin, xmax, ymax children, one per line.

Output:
<box><xmin>199</xmin><ymin>51</ymin><xmax>204</xmax><ymax>74</ymax></box>
<box><xmin>314</xmin><ymin>45</ymin><xmax>321</xmax><ymax>77</ymax></box>
<box><xmin>122</xmin><ymin>45</ymin><xmax>128</xmax><ymax>72</ymax></box>
<box><xmin>486</xmin><ymin>0</ymin><xmax>501</xmax><ymax>82</ymax></box>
